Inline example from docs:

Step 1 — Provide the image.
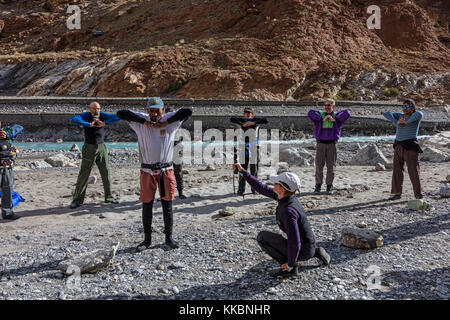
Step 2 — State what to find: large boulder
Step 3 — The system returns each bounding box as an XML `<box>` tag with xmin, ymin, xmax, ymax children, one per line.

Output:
<box><xmin>349</xmin><ymin>144</ymin><xmax>390</xmax><ymax>167</ymax></box>
<box><xmin>70</xmin><ymin>144</ymin><xmax>80</xmax><ymax>152</ymax></box>
<box><xmin>45</xmin><ymin>154</ymin><xmax>77</xmax><ymax>167</ymax></box>
<box><xmin>58</xmin><ymin>242</ymin><xmax>120</xmax><ymax>275</ymax></box>
<box><xmin>341</xmin><ymin>227</ymin><xmax>383</xmax><ymax>249</ymax></box>
<box><xmin>279</xmin><ymin>146</ymin><xmax>313</xmax><ymax>166</ymax></box>
<box><xmin>31</xmin><ymin>160</ymin><xmax>53</xmax><ymax>169</ymax></box>
<box><xmin>421</xmin><ymin>131</ymin><xmax>450</xmax><ymax>149</ymax></box>
<box><xmin>420</xmin><ymin>146</ymin><xmax>450</xmax><ymax>162</ymax></box>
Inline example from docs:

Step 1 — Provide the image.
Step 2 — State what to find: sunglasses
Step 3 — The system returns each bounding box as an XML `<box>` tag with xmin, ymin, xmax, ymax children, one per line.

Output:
<box><xmin>402</xmin><ymin>105</ymin><xmax>412</xmax><ymax>109</ymax></box>
<box><xmin>324</xmin><ymin>104</ymin><xmax>333</xmax><ymax>107</ymax></box>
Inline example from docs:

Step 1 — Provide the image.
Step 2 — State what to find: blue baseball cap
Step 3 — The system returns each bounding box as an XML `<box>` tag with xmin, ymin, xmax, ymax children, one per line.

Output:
<box><xmin>146</xmin><ymin>97</ymin><xmax>164</xmax><ymax>109</ymax></box>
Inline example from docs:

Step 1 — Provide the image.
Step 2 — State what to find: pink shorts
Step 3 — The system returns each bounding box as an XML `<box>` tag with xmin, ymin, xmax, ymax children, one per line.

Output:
<box><xmin>139</xmin><ymin>169</ymin><xmax>176</xmax><ymax>203</ymax></box>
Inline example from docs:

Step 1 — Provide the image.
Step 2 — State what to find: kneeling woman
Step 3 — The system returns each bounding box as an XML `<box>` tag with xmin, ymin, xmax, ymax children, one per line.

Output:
<box><xmin>233</xmin><ymin>163</ymin><xmax>331</xmax><ymax>278</ymax></box>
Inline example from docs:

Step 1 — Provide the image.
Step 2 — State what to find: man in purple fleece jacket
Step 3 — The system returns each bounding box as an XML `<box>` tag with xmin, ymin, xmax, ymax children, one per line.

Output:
<box><xmin>307</xmin><ymin>99</ymin><xmax>351</xmax><ymax>195</ymax></box>
<box><xmin>233</xmin><ymin>163</ymin><xmax>331</xmax><ymax>278</ymax></box>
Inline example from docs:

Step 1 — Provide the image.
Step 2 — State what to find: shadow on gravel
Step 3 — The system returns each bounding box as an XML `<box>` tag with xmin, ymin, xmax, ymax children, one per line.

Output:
<box><xmin>175</xmin><ymin>195</ymin><xmax>273</xmax><ymax>215</ymax></box>
<box><xmin>305</xmin><ymin>198</ymin><xmax>407</xmax><ymax>216</ymax></box>
<box><xmin>315</xmin><ymin>213</ymin><xmax>450</xmax><ymax>265</ymax></box>
<box><xmin>378</xmin><ymin>213</ymin><xmax>450</xmax><ymax>245</ymax></box>
<box><xmin>1</xmin><ymin>260</ymin><xmax>63</xmax><ymax>279</ymax></box>
<box><xmin>173</xmin><ymin>192</ymin><xmax>240</xmax><ymax>205</ymax></box>
<box><xmin>117</xmin><ymin>242</ymin><xmax>176</xmax><ymax>256</ymax></box>
<box><xmin>372</xmin><ymin>266</ymin><xmax>449</xmax><ymax>300</ymax></box>
<box><xmin>93</xmin><ymin>260</ymin><xmax>284</xmax><ymax>300</ymax></box>
<box><xmin>11</xmin><ymin>200</ymin><xmax>141</xmax><ymax>219</ymax></box>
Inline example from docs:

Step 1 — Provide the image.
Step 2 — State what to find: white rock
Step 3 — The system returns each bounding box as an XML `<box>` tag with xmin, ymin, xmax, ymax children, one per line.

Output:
<box><xmin>32</xmin><ymin>160</ymin><xmax>53</xmax><ymax>169</ymax></box>
<box><xmin>420</xmin><ymin>146</ymin><xmax>450</xmax><ymax>163</ymax></box>
<box><xmin>439</xmin><ymin>184</ymin><xmax>450</xmax><ymax>198</ymax></box>
<box><xmin>421</xmin><ymin>131</ymin><xmax>450</xmax><ymax>149</ymax></box>
<box><xmin>349</xmin><ymin>144</ymin><xmax>390</xmax><ymax>167</ymax></box>
<box><xmin>58</xmin><ymin>242</ymin><xmax>120</xmax><ymax>275</ymax></box>
<box><xmin>45</xmin><ymin>154</ymin><xmax>75</xmax><ymax>167</ymax></box>
<box><xmin>87</xmin><ymin>175</ymin><xmax>97</xmax><ymax>185</ymax></box>
<box><xmin>279</xmin><ymin>146</ymin><xmax>313</xmax><ymax>166</ymax></box>
<box><xmin>219</xmin><ymin>207</ymin><xmax>236</xmax><ymax>216</ymax></box>
<box><xmin>407</xmin><ymin>199</ymin><xmax>430</xmax><ymax>211</ymax></box>
<box><xmin>267</xmin><ymin>287</ymin><xmax>278</xmax><ymax>294</ymax></box>
<box><xmin>70</xmin><ymin>144</ymin><xmax>80</xmax><ymax>152</ymax></box>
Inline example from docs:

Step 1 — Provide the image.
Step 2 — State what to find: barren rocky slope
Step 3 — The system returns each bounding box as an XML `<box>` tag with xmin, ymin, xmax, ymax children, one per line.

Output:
<box><xmin>0</xmin><ymin>0</ymin><xmax>449</xmax><ymax>104</ymax></box>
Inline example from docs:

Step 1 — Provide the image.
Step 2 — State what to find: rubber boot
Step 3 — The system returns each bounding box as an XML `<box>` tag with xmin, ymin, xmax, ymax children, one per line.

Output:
<box><xmin>178</xmin><ymin>188</ymin><xmax>187</xmax><ymax>199</ymax></box>
<box><xmin>161</xmin><ymin>200</ymin><xmax>179</xmax><ymax>249</ymax></box>
<box><xmin>174</xmin><ymin>164</ymin><xmax>186</xmax><ymax>199</ymax></box>
<box><xmin>314</xmin><ymin>184</ymin><xmax>321</xmax><ymax>194</ymax></box>
<box><xmin>136</xmin><ymin>201</ymin><xmax>153</xmax><ymax>252</ymax></box>
<box><xmin>326</xmin><ymin>184</ymin><xmax>333</xmax><ymax>195</ymax></box>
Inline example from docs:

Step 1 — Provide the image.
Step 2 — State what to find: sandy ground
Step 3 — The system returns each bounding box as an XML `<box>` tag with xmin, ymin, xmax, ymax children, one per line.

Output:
<box><xmin>0</xmin><ymin>161</ymin><xmax>449</xmax><ymax>300</ymax></box>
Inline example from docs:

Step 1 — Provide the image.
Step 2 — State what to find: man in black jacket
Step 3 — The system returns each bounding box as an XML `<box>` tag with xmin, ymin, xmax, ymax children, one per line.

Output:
<box><xmin>230</xmin><ymin>107</ymin><xmax>268</xmax><ymax>196</ymax></box>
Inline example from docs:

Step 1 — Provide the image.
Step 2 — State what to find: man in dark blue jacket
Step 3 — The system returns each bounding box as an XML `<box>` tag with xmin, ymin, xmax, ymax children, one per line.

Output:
<box><xmin>0</xmin><ymin>121</ymin><xmax>24</xmax><ymax>220</ymax></box>
<box><xmin>230</xmin><ymin>107</ymin><xmax>268</xmax><ymax>196</ymax></box>
<box><xmin>233</xmin><ymin>162</ymin><xmax>331</xmax><ymax>277</ymax></box>
<box><xmin>70</xmin><ymin>102</ymin><xmax>121</xmax><ymax>209</ymax></box>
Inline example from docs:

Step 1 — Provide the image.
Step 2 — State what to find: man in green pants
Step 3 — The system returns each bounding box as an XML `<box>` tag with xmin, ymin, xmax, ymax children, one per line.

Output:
<box><xmin>70</xmin><ymin>102</ymin><xmax>121</xmax><ymax>209</ymax></box>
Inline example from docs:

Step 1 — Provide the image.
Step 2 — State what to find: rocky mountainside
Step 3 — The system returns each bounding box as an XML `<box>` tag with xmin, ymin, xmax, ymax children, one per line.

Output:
<box><xmin>0</xmin><ymin>0</ymin><xmax>449</xmax><ymax>105</ymax></box>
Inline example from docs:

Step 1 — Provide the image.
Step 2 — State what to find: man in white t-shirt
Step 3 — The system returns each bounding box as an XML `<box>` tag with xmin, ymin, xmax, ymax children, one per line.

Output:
<box><xmin>117</xmin><ymin>97</ymin><xmax>192</xmax><ymax>251</ymax></box>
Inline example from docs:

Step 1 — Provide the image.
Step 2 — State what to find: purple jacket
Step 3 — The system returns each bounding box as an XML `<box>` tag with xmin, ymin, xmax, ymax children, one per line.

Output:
<box><xmin>241</xmin><ymin>170</ymin><xmax>304</xmax><ymax>267</ymax></box>
<box><xmin>307</xmin><ymin>109</ymin><xmax>350</xmax><ymax>141</ymax></box>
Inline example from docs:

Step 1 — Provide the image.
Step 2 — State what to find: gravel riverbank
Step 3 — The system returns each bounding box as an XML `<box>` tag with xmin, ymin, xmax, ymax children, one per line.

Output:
<box><xmin>0</xmin><ymin>148</ymin><xmax>449</xmax><ymax>300</ymax></box>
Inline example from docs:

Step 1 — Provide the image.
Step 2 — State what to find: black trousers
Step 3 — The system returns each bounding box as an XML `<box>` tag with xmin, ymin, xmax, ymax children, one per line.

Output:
<box><xmin>256</xmin><ymin>230</ymin><xmax>315</xmax><ymax>264</ymax></box>
<box><xmin>1</xmin><ymin>165</ymin><xmax>14</xmax><ymax>218</ymax></box>
<box><xmin>238</xmin><ymin>151</ymin><xmax>259</xmax><ymax>194</ymax></box>
<box><xmin>173</xmin><ymin>163</ymin><xmax>184</xmax><ymax>194</ymax></box>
